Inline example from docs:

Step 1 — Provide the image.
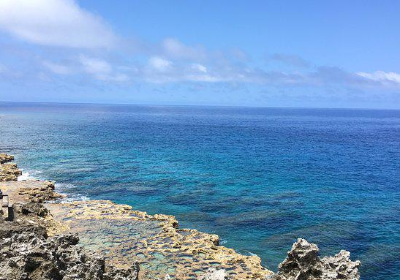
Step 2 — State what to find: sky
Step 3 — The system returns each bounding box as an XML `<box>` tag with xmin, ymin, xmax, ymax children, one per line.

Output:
<box><xmin>0</xmin><ymin>0</ymin><xmax>400</xmax><ymax>108</ymax></box>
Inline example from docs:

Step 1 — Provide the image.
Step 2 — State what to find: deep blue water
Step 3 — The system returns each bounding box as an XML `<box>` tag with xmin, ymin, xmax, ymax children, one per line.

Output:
<box><xmin>0</xmin><ymin>102</ymin><xmax>399</xmax><ymax>280</ymax></box>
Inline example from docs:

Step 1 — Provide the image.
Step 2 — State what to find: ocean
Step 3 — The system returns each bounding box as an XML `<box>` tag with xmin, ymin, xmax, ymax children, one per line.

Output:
<box><xmin>0</xmin><ymin>102</ymin><xmax>399</xmax><ymax>280</ymax></box>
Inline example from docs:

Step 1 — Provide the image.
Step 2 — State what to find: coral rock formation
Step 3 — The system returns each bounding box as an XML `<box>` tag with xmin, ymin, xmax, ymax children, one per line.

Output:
<box><xmin>271</xmin><ymin>238</ymin><xmax>360</xmax><ymax>280</ymax></box>
<box><xmin>0</xmin><ymin>154</ymin><xmax>22</xmax><ymax>181</ymax></box>
<box><xmin>0</xmin><ymin>162</ymin><xmax>22</xmax><ymax>181</ymax></box>
<box><xmin>46</xmin><ymin>200</ymin><xmax>273</xmax><ymax>279</ymax></box>
<box><xmin>0</xmin><ymin>153</ymin><xmax>14</xmax><ymax>164</ymax></box>
<box><xmin>18</xmin><ymin>180</ymin><xmax>63</xmax><ymax>202</ymax></box>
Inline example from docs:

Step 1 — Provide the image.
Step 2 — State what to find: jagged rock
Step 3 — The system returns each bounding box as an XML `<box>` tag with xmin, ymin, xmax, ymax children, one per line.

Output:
<box><xmin>321</xmin><ymin>250</ymin><xmax>360</xmax><ymax>280</ymax></box>
<box><xmin>0</xmin><ymin>200</ymin><xmax>139</xmax><ymax>280</ymax></box>
<box><xmin>18</xmin><ymin>181</ymin><xmax>63</xmax><ymax>203</ymax></box>
<box><xmin>0</xmin><ymin>153</ymin><xmax>14</xmax><ymax>164</ymax></box>
<box><xmin>104</xmin><ymin>263</ymin><xmax>140</xmax><ymax>280</ymax></box>
<box><xmin>0</xmin><ymin>222</ymin><xmax>139</xmax><ymax>280</ymax></box>
<box><xmin>15</xmin><ymin>202</ymin><xmax>50</xmax><ymax>217</ymax></box>
<box><xmin>0</xmin><ymin>162</ymin><xmax>22</xmax><ymax>181</ymax></box>
<box><xmin>271</xmin><ymin>238</ymin><xmax>360</xmax><ymax>280</ymax></box>
<box><xmin>0</xmin><ymin>154</ymin><xmax>22</xmax><ymax>181</ymax></box>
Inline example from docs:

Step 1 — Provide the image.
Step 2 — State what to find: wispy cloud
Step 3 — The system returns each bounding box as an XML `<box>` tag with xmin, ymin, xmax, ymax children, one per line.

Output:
<box><xmin>191</xmin><ymin>64</ymin><xmax>207</xmax><ymax>73</ymax></box>
<box><xmin>79</xmin><ymin>55</ymin><xmax>129</xmax><ymax>82</ymax></box>
<box><xmin>0</xmin><ymin>0</ymin><xmax>117</xmax><ymax>48</ymax></box>
<box><xmin>36</xmin><ymin>55</ymin><xmax>400</xmax><ymax>90</ymax></box>
<box><xmin>42</xmin><ymin>61</ymin><xmax>72</xmax><ymax>75</ymax></box>
<box><xmin>269</xmin><ymin>54</ymin><xmax>311</xmax><ymax>68</ymax></box>
<box><xmin>148</xmin><ymin>57</ymin><xmax>172</xmax><ymax>72</ymax></box>
<box><xmin>161</xmin><ymin>38</ymin><xmax>206</xmax><ymax>61</ymax></box>
<box><xmin>357</xmin><ymin>71</ymin><xmax>400</xmax><ymax>86</ymax></box>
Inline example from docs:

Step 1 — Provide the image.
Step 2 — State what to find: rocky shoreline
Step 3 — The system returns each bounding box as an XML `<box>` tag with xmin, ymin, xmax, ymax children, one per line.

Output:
<box><xmin>0</xmin><ymin>154</ymin><xmax>361</xmax><ymax>280</ymax></box>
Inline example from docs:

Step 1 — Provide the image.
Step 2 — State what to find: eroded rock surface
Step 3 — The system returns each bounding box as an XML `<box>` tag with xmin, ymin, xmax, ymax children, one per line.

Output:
<box><xmin>47</xmin><ymin>200</ymin><xmax>273</xmax><ymax>279</ymax></box>
<box><xmin>0</xmin><ymin>162</ymin><xmax>22</xmax><ymax>181</ymax></box>
<box><xmin>270</xmin><ymin>238</ymin><xmax>360</xmax><ymax>280</ymax></box>
<box><xmin>18</xmin><ymin>180</ymin><xmax>63</xmax><ymax>202</ymax></box>
<box><xmin>0</xmin><ymin>200</ymin><xmax>139</xmax><ymax>280</ymax></box>
<box><xmin>199</xmin><ymin>268</ymin><xmax>227</xmax><ymax>280</ymax></box>
<box><xmin>0</xmin><ymin>154</ymin><xmax>22</xmax><ymax>181</ymax></box>
<box><xmin>0</xmin><ymin>153</ymin><xmax>14</xmax><ymax>164</ymax></box>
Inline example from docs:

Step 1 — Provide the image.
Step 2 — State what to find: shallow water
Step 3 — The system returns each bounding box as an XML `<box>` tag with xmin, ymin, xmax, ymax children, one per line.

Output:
<box><xmin>0</xmin><ymin>102</ymin><xmax>399</xmax><ymax>280</ymax></box>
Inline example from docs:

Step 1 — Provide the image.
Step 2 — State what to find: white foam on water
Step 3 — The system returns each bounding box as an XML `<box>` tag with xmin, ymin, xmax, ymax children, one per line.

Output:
<box><xmin>18</xmin><ymin>168</ymin><xmax>90</xmax><ymax>202</ymax></box>
<box><xmin>239</xmin><ymin>249</ymin><xmax>259</xmax><ymax>257</ymax></box>
<box><xmin>55</xmin><ymin>182</ymin><xmax>90</xmax><ymax>202</ymax></box>
<box><xmin>247</xmin><ymin>251</ymin><xmax>259</xmax><ymax>257</ymax></box>
<box><xmin>18</xmin><ymin>169</ymin><xmax>42</xmax><ymax>181</ymax></box>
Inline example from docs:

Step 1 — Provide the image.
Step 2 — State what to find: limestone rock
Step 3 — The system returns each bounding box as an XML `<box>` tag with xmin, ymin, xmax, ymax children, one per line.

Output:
<box><xmin>18</xmin><ymin>181</ymin><xmax>63</xmax><ymax>202</ymax></box>
<box><xmin>321</xmin><ymin>250</ymin><xmax>361</xmax><ymax>280</ymax></box>
<box><xmin>0</xmin><ymin>201</ymin><xmax>139</xmax><ymax>280</ymax></box>
<box><xmin>0</xmin><ymin>163</ymin><xmax>22</xmax><ymax>181</ymax></box>
<box><xmin>0</xmin><ymin>228</ymin><xmax>139</xmax><ymax>280</ymax></box>
<box><xmin>15</xmin><ymin>202</ymin><xmax>50</xmax><ymax>217</ymax></box>
<box><xmin>0</xmin><ymin>154</ymin><xmax>14</xmax><ymax>164</ymax></box>
<box><xmin>200</xmin><ymin>268</ymin><xmax>227</xmax><ymax>280</ymax></box>
<box><xmin>271</xmin><ymin>238</ymin><xmax>360</xmax><ymax>280</ymax></box>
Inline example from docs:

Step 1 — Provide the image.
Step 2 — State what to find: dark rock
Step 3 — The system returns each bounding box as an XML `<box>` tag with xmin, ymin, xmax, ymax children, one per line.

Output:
<box><xmin>0</xmin><ymin>202</ymin><xmax>139</xmax><ymax>280</ymax></box>
<box><xmin>271</xmin><ymin>238</ymin><xmax>360</xmax><ymax>280</ymax></box>
<box><xmin>0</xmin><ymin>224</ymin><xmax>140</xmax><ymax>280</ymax></box>
<box><xmin>0</xmin><ymin>154</ymin><xmax>14</xmax><ymax>164</ymax></box>
<box><xmin>15</xmin><ymin>202</ymin><xmax>50</xmax><ymax>218</ymax></box>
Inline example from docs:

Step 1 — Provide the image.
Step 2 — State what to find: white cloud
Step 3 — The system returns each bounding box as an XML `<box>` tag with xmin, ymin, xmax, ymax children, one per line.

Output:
<box><xmin>192</xmin><ymin>63</ymin><xmax>207</xmax><ymax>73</ymax></box>
<box><xmin>148</xmin><ymin>56</ymin><xmax>171</xmax><ymax>72</ymax></box>
<box><xmin>184</xmin><ymin>74</ymin><xmax>223</xmax><ymax>82</ymax></box>
<box><xmin>269</xmin><ymin>54</ymin><xmax>310</xmax><ymax>68</ymax></box>
<box><xmin>162</xmin><ymin>38</ymin><xmax>206</xmax><ymax>61</ymax></box>
<box><xmin>357</xmin><ymin>71</ymin><xmax>400</xmax><ymax>85</ymax></box>
<box><xmin>0</xmin><ymin>0</ymin><xmax>116</xmax><ymax>48</ymax></box>
<box><xmin>107</xmin><ymin>73</ymin><xmax>129</xmax><ymax>82</ymax></box>
<box><xmin>80</xmin><ymin>56</ymin><xmax>112</xmax><ymax>75</ymax></box>
<box><xmin>79</xmin><ymin>55</ymin><xmax>129</xmax><ymax>82</ymax></box>
<box><xmin>42</xmin><ymin>61</ymin><xmax>72</xmax><ymax>75</ymax></box>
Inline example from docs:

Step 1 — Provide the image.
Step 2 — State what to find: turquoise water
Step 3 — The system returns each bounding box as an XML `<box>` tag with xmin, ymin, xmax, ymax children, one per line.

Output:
<box><xmin>0</xmin><ymin>102</ymin><xmax>399</xmax><ymax>279</ymax></box>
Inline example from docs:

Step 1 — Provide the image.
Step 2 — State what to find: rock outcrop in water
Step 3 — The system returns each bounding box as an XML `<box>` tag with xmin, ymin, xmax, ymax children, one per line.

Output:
<box><xmin>0</xmin><ymin>162</ymin><xmax>22</xmax><ymax>181</ymax></box>
<box><xmin>0</xmin><ymin>153</ymin><xmax>14</xmax><ymax>164</ymax></box>
<box><xmin>270</xmin><ymin>238</ymin><xmax>360</xmax><ymax>280</ymax></box>
<box><xmin>0</xmin><ymin>154</ymin><xmax>361</xmax><ymax>280</ymax></box>
<box><xmin>0</xmin><ymin>153</ymin><xmax>22</xmax><ymax>181</ymax></box>
<box><xmin>18</xmin><ymin>180</ymin><xmax>63</xmax><ymax>202</ymax></box>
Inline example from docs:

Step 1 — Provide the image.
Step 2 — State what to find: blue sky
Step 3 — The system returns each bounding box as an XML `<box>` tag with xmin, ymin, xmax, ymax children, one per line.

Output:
<box><xmin>0</xmin><ymin>0</ymin><xmax>400</xmax><ymax>108</ymax></box>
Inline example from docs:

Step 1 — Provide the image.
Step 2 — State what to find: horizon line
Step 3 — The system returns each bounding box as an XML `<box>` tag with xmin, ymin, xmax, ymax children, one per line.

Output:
<box><xmin>0</xmin><ymin>100</ymin><xmax>399</xmax><ymax>112</ymax></box>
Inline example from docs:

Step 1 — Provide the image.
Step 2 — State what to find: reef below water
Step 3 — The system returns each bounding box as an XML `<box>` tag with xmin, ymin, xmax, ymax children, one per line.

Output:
<box><xmin>46</xmin><ymin>200</ymin><xmax>271</xmax><ymax>279</ymax></box>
